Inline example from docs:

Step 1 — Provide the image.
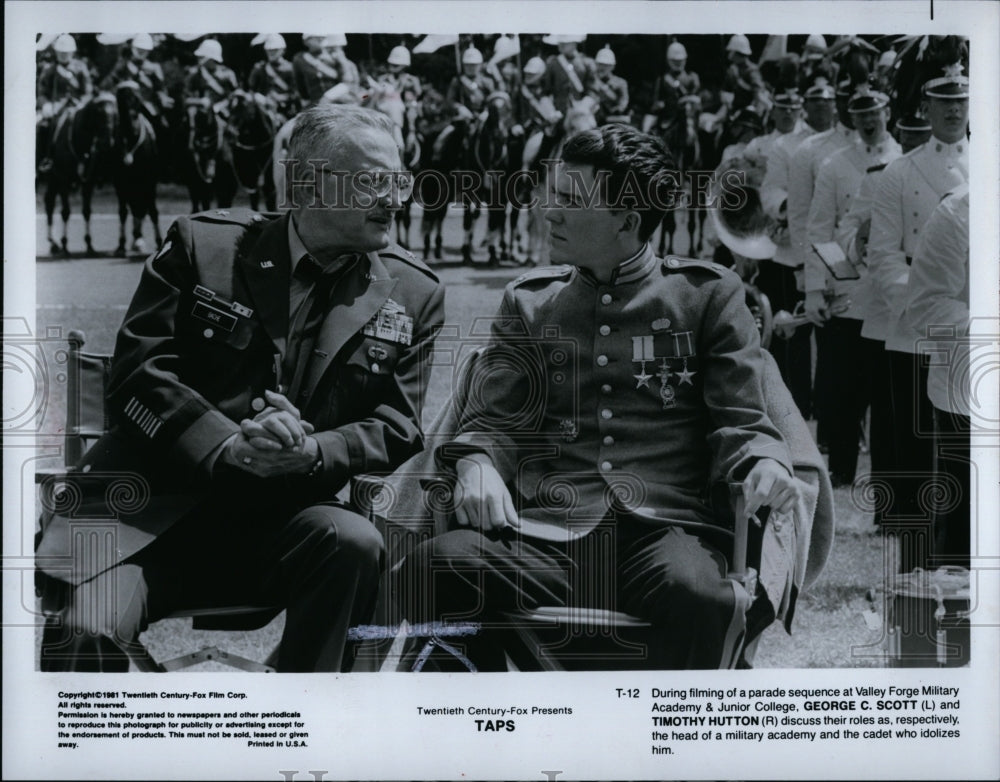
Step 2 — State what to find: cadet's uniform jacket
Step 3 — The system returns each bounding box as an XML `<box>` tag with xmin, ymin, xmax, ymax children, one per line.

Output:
<box><xmin>835</xmin><ymin>164</ymin><xmax>892</xmax><ymax>340</ymax></box>
<box><xmin>37</xmin><ymin>58</ymin><xmax>93</xmax><ymax>110</ymax></box>
<box><xmin>440</xmin><ymin>244</ymin><xmax>793</xmax><ymax>541</ymax></box>
<box><xmin>806</xmin><ymin>135</ymin><xmax>902</xmax><ymax>318</ymax></box>
<box><xmin>542</xmin><ymin>52</ymin><xmax>597</xmax><ymax>113</ymax></box>
<box><xmin>760</xmin><ymin>123</ymin><xmax>817</xmax><ymax>269</ymax></box>
<box><xmin>867</xmin><ymin>138</ymin><xmax>968</xmax><ymax>353</ymax></box>
<box><xmin>904</xmin><ymin>183</ymin><xmax>970</xmax><ymax>415</ymax></box>
<box><xmin>37</xmin><ymin>209</ymin><xmax>445</xmax><ymax>584</ymax></box>
<box><xmin>786</xmin><ymin>123</ymin><xmax>854</xmax><ymax>276</ymax></box>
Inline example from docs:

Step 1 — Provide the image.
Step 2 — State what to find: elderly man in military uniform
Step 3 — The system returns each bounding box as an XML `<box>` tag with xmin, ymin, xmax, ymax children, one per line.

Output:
<box><xmin>100</xmin><ymin>34</ymin><xmax>173</xmax><ymax>128</ymax></box>
<box><xmin>248</xmin><ymin>34</ymin><xmax>298</xmax><ymax>120</ymax></box>
<box><xmin>805</xmin><ymin>86</ymin><xmax>901</xmax><ymax>487</ymax></box>
<box><xmin>867</xmin><ymin>63</ymin><xmax>968</xmax><ymax>564</ymax></box>
<box><xmin>293</xmin><ymin>33</ymin><xmax>343</xmax><ymax>107</ymax></box>
<box><xmin>183</xmin><ymin>38</ymin><xmax>239</xmax><ymax>115</ymax></box>
<box><xmin>36</xmin><ymin>104</ymin><xmax>446</xmax><ymax>672</ymax></box>
<box><xmin>37</xmin><ymin>34</ymin><xmax>93</xmax><ymax>173</ymax></box>
<box><xmin>591</xmin><ymin>45</ymin><xmax>629</xmax><ymax>124</ymax></box>
<box><xmin>541</xmin><ymin>35</ymin><xmax>596</xmax><ymax>114</ymax></box>
<box><xmin>395</xmin><ymin>123</ymin><xmax>799</xmax><ymax>671</ymax></box>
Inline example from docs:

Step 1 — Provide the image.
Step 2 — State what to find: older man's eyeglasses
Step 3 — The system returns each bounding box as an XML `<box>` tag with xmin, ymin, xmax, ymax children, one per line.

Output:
<box><xmin>352</xmin><ymin>170</ymin><xmax>414</xmax><ymax>202</ymax></box>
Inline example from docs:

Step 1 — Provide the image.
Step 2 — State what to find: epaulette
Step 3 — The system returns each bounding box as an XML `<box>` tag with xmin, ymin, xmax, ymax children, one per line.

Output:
<box><xmin>378</xmin><ymin>243</ymin><xmax>440</xmax><ymax>282</ymax></box>
<box><xmin>190</xmin><ymin>208</ymin><xmax>277</xmax><ymax>226</ymax></box>
<box><xmin>511</xmin><ymin>264</ymin><xmax>574</xmax><ymax>288</ymax></box>
<box><xmin>866</xmin><ymin>162</ymin><xmax>888</xmax><ymax>175</ymax></box>
<box><xmin>661</xmin><ymin>255</ymin><xmax>729</xmax><ymax>276</ymax></box>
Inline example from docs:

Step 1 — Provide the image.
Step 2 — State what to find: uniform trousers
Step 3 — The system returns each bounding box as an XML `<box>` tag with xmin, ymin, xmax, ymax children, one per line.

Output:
<box><xmin>864</xmin><ymin>338</ymin><xmax>894</xmax><ymax>526</ymax></box>
<box><xmin>40</xmin><ymin>489</ymin><xmax>384</xmax><ymax>673</ymax></box>
<box><xmin>883</xmin><ymin>350</ymin><xmax>935</xmax><ymax>573</ymax></box>
<box><xmin>931</xmin><ymin>408</ymin><xmax>971</xmax><ymax>569</ymax></box>
<box><xmin>818</xmin><ymin>317</ymin><xmax>873</xmax><ymax>484</ymax></box>
<box><xmin>394</xmin><ymin>512</ymin><xmax>743</xmax><ymax>670</ymax></box>
<box><xmin>754</xmin><ymin>260</ymin><xmax>812</xmax><ymax>419</ymax></box>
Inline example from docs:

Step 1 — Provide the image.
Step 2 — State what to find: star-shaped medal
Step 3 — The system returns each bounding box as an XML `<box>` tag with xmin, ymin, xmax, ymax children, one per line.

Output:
<box><xmin>634</xmin><ymin>366</ymin><xmax>653</xmax><ymax>388</ymax></box>
<box><xmin>676</xmin><ymin>366</ymin><xmax>696</xmax><ymax>385</ymax></box>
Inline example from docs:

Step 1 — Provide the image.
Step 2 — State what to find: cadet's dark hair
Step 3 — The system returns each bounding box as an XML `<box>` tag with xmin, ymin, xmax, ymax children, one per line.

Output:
<box><xmin>560</xmin><ymin>124</ymin><xmax>678</xmax><ymax>242</ymax></box>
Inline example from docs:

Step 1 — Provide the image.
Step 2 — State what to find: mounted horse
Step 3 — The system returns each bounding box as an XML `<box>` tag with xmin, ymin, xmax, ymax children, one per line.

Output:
<box><xmin>470</xmin><ymin>90</ymin><xmax>515</xmax><ymax>266</ymax></box>
<box><xmin>225</xmin><ymin>89</ymin><xmax>279</xmax><ymax>211</ymax></box>
<box><xmin>181</xmin><ymin>96</ymin><xmax>237</xmax><ymax>213</ymax></box>
<box><xmin>655</xmin><ymin>93</ymin><xmax>702</xmax><ymax>257</ymax></box>
<box><xmin>42</xmin><ymin>93</ymin><xmax>117</xmax><ymax>256</ymax></box>
<box><xmin>112</xmin><ymin>82</ymin><xmax>163</xmax><ymax>257</ymax></box>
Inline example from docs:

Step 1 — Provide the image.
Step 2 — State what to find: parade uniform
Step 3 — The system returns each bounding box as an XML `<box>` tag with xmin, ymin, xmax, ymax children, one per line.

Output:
<box><xmin>444</xmin><ymin>70</ymin><xmax>500</xmax><ymax>117</ymax></box>
<box><xmin>722</xmin><ymin>58</ymin><xmax>766</xmax><ymax>112</ymax></box>
<box><xmin>786</xmin><ymin>120</ymin><xmax>855</xmax><ymax>433</ymax></box>
<box><xmin>592</xmin><ymin>71</ymin><xmax>629</xmax><ymax>122</ymax></box>
<box><xmin>904</xmin><ymin>184</ymin><xmax>970</xmax><ymax>566</ymax></box>
<box><xmin>806</xmin><ymin>132</ymin><xmax>902</xmax><ymax>483</ymax></box>
<box><xmin>183</xmin><ymin>62</ymin><xmax>240</xmax><ymax>110</ymax></box>
<box><xmin>37</xmin><ymin>56</ymin><xmax>93</xmax><ymax>113</ymax></box>
<box><xmin>542</xmin><ymin>50</ymin><xmax>597</xmax><ymax>113</ymax></box>
<box><xmin>292</xmin><ymin>50</ymin><xmax>344</xmax><ymax>107</ymax></box>
<box><xmin>650</xmin><ymin>69</ymin><xmax>701</xmax><ymax>133</ymax></box>
<box><xmin>867</xmin><ymin>137</ymin><xmax>968</xmax><ymax>550</ymax></box>
<box><xmin>758</xmin><ymin>121</ymin><xmax>820</xmax><ymax>417</ymax></box>
<box><xmin>398</xmin><ymin>245</ymin><xmax>793</xmax><ymax>669</ymax></box>
<box><xmin>248</xmin><ymin>55</ymin><xmax>298</xmax><ymax>118</ymax></box>
<box><xmin>37</xmin><ymin>209</ymin><xmax>446</xmax><ymax>672</ymax></box>
<box><xmin>101</xmin><ymin>56</ymin><xmax>170</xmax><ymax>118</ymax></box>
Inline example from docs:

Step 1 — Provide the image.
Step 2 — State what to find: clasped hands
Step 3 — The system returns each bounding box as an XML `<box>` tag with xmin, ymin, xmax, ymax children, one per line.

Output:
<box><xmin>453</xmin><ymin>453</ymin><xmax>800</xmax><ymax>532</ymax></box>
<box><xmin>223</xmin><ymin>390</ymin><xmax>319</xmax><ymax>477</ymax></box>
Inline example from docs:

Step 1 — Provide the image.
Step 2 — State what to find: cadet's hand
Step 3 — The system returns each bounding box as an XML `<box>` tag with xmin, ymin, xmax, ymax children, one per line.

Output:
<box><xmin>804</xmin><ymin>289</ymin><xmax>830</xmax><ymax>326</ymax></box>
<box><xmin>743</xmin><ymin>458</ymin><xmax>799</xmax><ymax>519</ymax></box>
<box><xmin>240</xmin><ymin>390</ymin><xmax>315</xmax><ymax>450</ymax></box>
<box><xmin>454</xmin><ymin>454</ymin><xmax>519</xmax><ymax>531</ymax></box>
<box><xmin>224</xmin><ymin>432</ymin><xmax>319</xmax><ymax>477</ymax></box>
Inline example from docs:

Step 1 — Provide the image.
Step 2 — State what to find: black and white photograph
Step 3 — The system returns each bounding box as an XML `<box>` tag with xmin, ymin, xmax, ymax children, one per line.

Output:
<box><xmin>4</xmin><ymin>1</ymin><xmax>999</xmax><ymax>779</ymax></box>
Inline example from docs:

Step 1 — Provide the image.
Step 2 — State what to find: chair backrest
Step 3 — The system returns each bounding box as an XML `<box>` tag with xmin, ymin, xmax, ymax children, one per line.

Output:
<box><xmin>64</xmin><ymin>330</ymin><xmax>113</xmax><ymax>467</ymax></box>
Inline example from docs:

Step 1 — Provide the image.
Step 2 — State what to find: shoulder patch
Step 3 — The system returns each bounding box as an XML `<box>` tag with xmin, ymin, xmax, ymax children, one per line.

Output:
<box><xmin>378</xmin><ymin>244</ymin><xmax>440</xmax><ymax>282</ymax></box>
<box><xmin>511</xmin><ymin>264</ymin><xmax>573</xmax><ymax>287</ymax></box>
<box><xmin>661</xmin><ymin>255</ymin><xmax>729</xmax><ymax>276</ymax></box>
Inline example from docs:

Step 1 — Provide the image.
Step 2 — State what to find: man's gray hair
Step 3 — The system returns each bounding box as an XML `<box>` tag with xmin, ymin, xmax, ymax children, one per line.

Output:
<box><xmin>288</xmin><ymin>104</ymin><xmax>397</xmax><ymax>168</ymax></box>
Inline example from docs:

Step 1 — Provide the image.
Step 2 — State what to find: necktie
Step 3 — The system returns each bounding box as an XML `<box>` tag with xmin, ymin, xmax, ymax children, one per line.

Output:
<box><xmin>285</xmin><ymin>255</ymin><xmax>350</xmax><ymax>403</ymax></box>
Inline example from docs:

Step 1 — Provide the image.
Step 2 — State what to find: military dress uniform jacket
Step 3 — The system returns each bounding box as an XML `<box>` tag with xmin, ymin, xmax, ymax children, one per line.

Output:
<box><xmin>867</xmin><ymin>138</ymin><xmax>968</xmax><ymax>353</ymax></box>
<box><xmin>37</xmin><ymin>58</ymin><xmax>93</xmax><ymax>110</ymax></box>
<box><xmin>650</xmin><ymin>70</ymin><xmax>701</xmax><ymax>132</ymax></box>
<box><xmin>183</xmin><ymin>64</ymin><xmax>240</xmax><ymax>106</ymax></box>
<box><xmin>592</xmin><ymin>73</ymin><xmax>629</xmax><ymax>119</ymax></box>
<box><xmin>904</xmin><ymin>184</ymin><xmax>970</xmax><ymax>415</ymax></box>
<box><xmin>440</xmin><ymin>245</ymin><xmax>793</xmax><ymax>541</ymax></box>
<box><xmin>542</xmin><ymin>52</ymin><xmax>597</xmax><ymax>113</ymax></box>
<box><xmin>37</xmin><ymin>209</ymin><xmax>445</xmax><ymax>585</ymax></box>
<box><xmin>101</xmin><ymin>58</ymin><xmax>169</xmax><ymax>114</ymax></box>
<box><xmin>760</xmin><ymin>124</ymin><xmax>817</xmax><ymax>269</ymax></box>
<box><xmin>248</xmin><ymin>57</ymin><xmax>298</xmax><ymax>115</ymax></box>
<box><xmin>445</xmin><ymin>72</ymin><xmax>500</xmax><ymax>116</ymax></box>
<box><xmin>786</xmin><ymin>123</ymin><xmax>854</xmax><ymax>276</ymax></box>
<box><xmin>806</xmin><ymin>135</ymin><xmax>902</xmax><ymax>318</ymax></box>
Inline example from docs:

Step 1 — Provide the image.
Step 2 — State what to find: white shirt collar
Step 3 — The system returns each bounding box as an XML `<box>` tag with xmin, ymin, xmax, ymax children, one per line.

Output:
<box><xmin>929</xmin><ymin>137</ymin><xmax>967</xmax><ymax>158</ymax></box>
